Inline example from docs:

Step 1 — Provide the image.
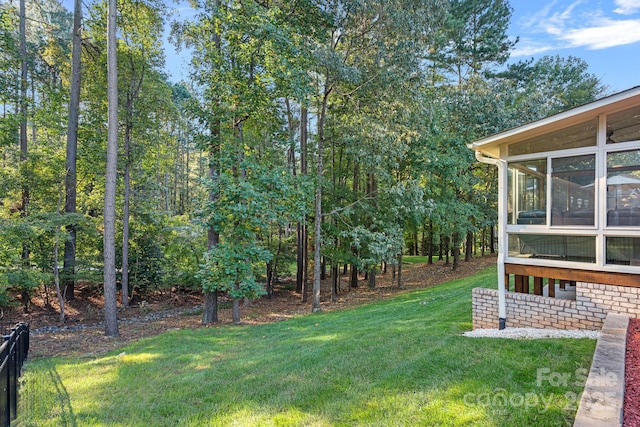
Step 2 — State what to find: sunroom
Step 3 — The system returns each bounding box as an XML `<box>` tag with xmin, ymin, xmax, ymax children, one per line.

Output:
<box><xmin>469</xmin><ymin>86</ymin><xmax>640</xmax><ymax>330</ymax></box>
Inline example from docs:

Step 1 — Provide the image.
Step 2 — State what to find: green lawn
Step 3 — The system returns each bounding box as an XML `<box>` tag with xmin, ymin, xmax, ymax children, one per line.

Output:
<box><xmin>18</xmin><ymin>266</ymin><xmax>595</xmax><ymax>426</ymax></box>
<box><xmin>401</xmin><ymin>255</ymin><xmax>428</xmax><ymax>264</ymax></box>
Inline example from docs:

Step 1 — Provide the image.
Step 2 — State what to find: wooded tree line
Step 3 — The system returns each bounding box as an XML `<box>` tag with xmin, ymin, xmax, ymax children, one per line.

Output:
<box><xmin>0</xmin><ymin>0</ymin><xmax>605</xmax><ymax>333</ymax></box>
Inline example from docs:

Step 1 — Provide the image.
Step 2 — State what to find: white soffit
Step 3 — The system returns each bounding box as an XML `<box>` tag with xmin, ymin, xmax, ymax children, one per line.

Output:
<box><xmin>468</xmin><ymin>86</ymin><xmax>640</xmax><ymax>158</ymax></box>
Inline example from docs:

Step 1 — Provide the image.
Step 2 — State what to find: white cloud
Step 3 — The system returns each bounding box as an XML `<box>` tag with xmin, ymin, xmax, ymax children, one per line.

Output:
<box><xmin>561</xmin><ymin>18</ymin><xmax>640</xmax><ymax>49</ymax></box>
<box><xmin>520</xmin><ymin>1</ymin><xmax>558</xmax><ymax>30</ymax></box>
<box><xmin>542</xmin><ymin>0</ymin><xmax>584</xmax><ymax>36</ymax></box>
<box><xmin>519</xmin><ymin>1</ymin><xmax>640</xmax><ymax>51</ymax></box>
<box><xmin>510</xmin><ymin>39</ymin><xmax>557</xmax><ymax>57</ymax></box>
<box><xmin>614</xmin><ymin>0</ymin><xmax>640</xmax><ymax>15</ymax></box>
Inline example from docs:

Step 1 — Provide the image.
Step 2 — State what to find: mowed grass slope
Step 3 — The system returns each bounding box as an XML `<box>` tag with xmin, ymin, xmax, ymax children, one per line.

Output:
<box><xmin>18</xmin><ymin>267</ymin><xmax>595</xmax><ymax>426</ymax></box>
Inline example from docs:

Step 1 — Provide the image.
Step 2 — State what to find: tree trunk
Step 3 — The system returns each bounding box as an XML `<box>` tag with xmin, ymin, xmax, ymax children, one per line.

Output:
<box><xmin>55</xmin><ymin>190</ymin><xmax>65</xmax><ymax>323</ymax></box>
<box><xmin>473</xmin><ymin>231</ymin><xmax>477</xmax><ymax>256</ymax></box>
<box><xmin>427</xmin><ymin>220</ymin><xmax>434</xmax><ymax>264</ymax></box>
<box><xmin>452</xmin><ymin>232</ymin><xmax>460</xmax><ymax>271</ymax></box>
<box><xmin>120</xmin><ymin>39</ymin><xmax>147</xmax><ymax>310</ymax></box>
<box><xmin>465</xmin><ymin>231</ymin><xmax>473</xmax><ymax>262</ymax></box>
<box><xmin>202</xmin><ymin>0</ymin><xmax>222</xmax><ymax>324</ymax></box>
<box><xmin>368</xmin><ymin>269</ymin><xmax>376</xmax><ymax>289</ymax></box>
<box><xmin>202</xmin><ymin>290</ymin><xmax>218</xmax><ymax>324</ymax></box>
<box><xmin>121</xmin><ymin>129</ymin><xmax>131</xmax><ymax>308</ymax></box>
<box><xmin>397</xmin><ymin>253</ymin><xmax>403</xmax><ymax>288</ymax></box>
<box><xmin>353</xmin><ymin>162</ymin><xmax>360</xmax><ymax>194</ymax></box>
<box><xmin>63</xmin><ymin>0</ymin><xmax>82</xmax><ymax>301</ymax></box>
<box><xmin>202</xmin><ymin>219</ymin><xmax>219</xmax><ymax>323</ymax></box>
<box><xmin>266</xmin><ymin>261</ymin><xmax>274</xmax><ymax>298</ymax></box>
<box><xmin>266</xmin><ymin>232</ymin><xmax>282</xmax><ymax>298</ymax></box>
<box><xmin>331</xmin><ymin>265</ymin><xmax>338</xmax><ymax>303</ymax></box>
<box><xmin>185</xmin><ymin>139</ymin><xmax>190</xmax><ymax>213</ymax></box>
<box><xmin>19</xmin><ymin>0</ymin><xmax>29</xmax><ymax>269</ymax></box>
<box><xmin>444</xmin><ymin>236</ymin><xmax>450</xmax><ymax>265</ymax></box>
<box><xmin>285</xmin><ymin>98</ymin><xmax>297</xmax><ymax>176</ymax></box>
<box><xmin>312</xmin><ymin>91</ymin><xmax>328</xmax><ymax>313</ymax></box>
<box><xmin>420</xmin><ymin>225</ymin><xmax>427</xmax><ymax>256</ymax></box>
<box><xmin>296</xmin><ymin>223</ymin><xmax>304</xmax><ymax>294</ymax></box>
<box><xmin>350</xmin><ymin>264</ymin><xmax>358</xmax><ymax>288</ymax></box>
<box><xmin>19</xmin><ymin>0</ymin><xmax>27</xmax><ymax>164</ymax></box>
<box><xmin>298</xmin><ymin>106</ymin><xmax>308</xmax><ymax>299</ymax></box>
<box><xmin>232</xmin><ymin>298</ymin><xmax>241</xmax><ymax>324</ymax></box>
<box><xmin>103</xmin><ymin>0</ymin><xmax>119</xmax><ymax>337</ymax></box>
<box><xmin>302</xmin><ymin>226</ymin><xmax>309</xmax><ymax>301</ymax></box>
<box><xmin>53</xmin><ymin>239</ymin><xmax>65</xmax><ymax>323</ymax></box>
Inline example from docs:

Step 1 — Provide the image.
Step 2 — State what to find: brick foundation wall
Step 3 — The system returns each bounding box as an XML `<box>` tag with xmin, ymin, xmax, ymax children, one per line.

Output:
<box><xmin>472</xmin><ymin>282</ymin><xmax>640</xmax><ymax>330</ymax></box>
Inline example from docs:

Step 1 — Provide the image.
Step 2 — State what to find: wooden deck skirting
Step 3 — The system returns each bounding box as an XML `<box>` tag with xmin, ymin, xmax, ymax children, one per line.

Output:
<box><xmin>504</xmin><ymin>263</ymin><xmax>640</xmax><ymax>297</ymax></box>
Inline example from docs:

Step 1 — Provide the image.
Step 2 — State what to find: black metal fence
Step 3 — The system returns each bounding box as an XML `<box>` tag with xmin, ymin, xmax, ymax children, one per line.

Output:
<box><xmin>0</xmin><ymin>323</ymin><xmax>29</xmax><ymax>427</ymax></box>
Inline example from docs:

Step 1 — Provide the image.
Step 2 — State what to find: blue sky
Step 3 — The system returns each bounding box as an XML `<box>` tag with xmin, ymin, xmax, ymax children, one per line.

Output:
<box><xmin>162</xmin><ymin>1</ymin><xmax>194</xmax><ymax>84</ymax></box>
<box><xmin>507</xmin><ymin>0</ymin><xmax>640</xmax><ymax>92</ymax></box>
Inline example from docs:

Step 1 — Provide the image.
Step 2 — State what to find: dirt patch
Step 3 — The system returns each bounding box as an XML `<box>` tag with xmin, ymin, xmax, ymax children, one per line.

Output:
<box><xmin>624</xmin><ymin>317</ymin><xmax>640</xmax><ymax>427</ymax></box>
<box><xmin>5</xmin><ymin>255</ymin><xmax>496</xmax><ymax>359</ymax></box>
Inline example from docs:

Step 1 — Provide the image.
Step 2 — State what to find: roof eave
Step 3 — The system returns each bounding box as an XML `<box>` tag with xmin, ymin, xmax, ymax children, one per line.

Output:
<box><xmin>468</xmin><ymin>85</ymin><xmax>640</xmax><ymax>156</ymax></box>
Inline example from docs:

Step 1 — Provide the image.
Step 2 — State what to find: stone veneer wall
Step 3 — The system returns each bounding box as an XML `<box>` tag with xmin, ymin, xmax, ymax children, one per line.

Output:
<box><xmin>472</xmin><ymin>282</ymin><xmax>640</xmax><ymax>330</ymax></box>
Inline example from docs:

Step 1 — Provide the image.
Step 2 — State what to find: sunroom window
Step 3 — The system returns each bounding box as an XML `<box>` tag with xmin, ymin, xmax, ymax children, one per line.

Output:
<box><xmin>551</xmin><ymin>155</ymin><xmax>595</xmax><ymax>226</ymax></box>
<box><xmin>508</xmin><ymin>119</ymin><xmax>597</xmax><ymax>156</ymax></box>
<box><xmin>606</xmin><ymin>105</ymin><xmax>640</xmax><ymax>144</ymax></box>
<box><xmin>509</xmin><ymin>159</ymin><xmax>547</xmax><ymax>225</ymax></box>
<box><xmin>508</xmin><ymin>233</ymin><xmax>596</xmax><ymax>263</ymax></box>
<box><xmin>606</xmin><ymin>149</ymin><xmax>640</xmax><ymax>227</ymax></box>
<box><xmin>607</xmin><ymin>237</ymin><xmax>640</xmax><ymax>265</ymax></box>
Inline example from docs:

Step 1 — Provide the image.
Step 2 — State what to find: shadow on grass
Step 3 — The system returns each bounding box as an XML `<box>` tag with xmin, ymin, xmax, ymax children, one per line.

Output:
<box><xmin>18</xmin><ymin>358</ymin><xmax>77</xmax><ymax>427</ymax></box>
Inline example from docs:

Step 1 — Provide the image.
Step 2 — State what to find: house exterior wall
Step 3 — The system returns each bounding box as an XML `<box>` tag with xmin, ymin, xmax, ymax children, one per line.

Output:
<box><xmin>472</xmin><ymin>283</ymin><xmax>640</xmax><ymax>330</ymax></box>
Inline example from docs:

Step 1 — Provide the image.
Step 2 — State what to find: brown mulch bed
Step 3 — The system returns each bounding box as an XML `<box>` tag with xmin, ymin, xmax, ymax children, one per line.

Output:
<box><xmin>4</xmin><ymin>255</ymin><xmax>497</xmax><ymax>359</ymax></box>
<box><xmin>624</xmin><ymin>317</ymin><xmax>640</xmax><ymax>426</ymax></box>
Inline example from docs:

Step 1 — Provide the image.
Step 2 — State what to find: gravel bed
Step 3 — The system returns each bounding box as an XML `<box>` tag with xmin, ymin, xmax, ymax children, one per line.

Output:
<box><xmin>463</xmin><ymin>327</ymin><xmax>600</xmax><ymax>339</ymax></box>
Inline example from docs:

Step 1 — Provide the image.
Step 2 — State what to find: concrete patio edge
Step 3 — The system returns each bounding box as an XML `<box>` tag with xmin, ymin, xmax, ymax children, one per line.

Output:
<box><xmin>574</xmin><ymin>312</ymin><xmax>629</xmax><ymax>427</ymax></box>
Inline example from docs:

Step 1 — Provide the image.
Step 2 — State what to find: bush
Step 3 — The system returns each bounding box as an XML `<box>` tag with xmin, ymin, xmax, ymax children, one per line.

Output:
<box><xmin>3</xmin><ymin>269</ymin><xmax>50</xmax><ymax>311</ymax></box>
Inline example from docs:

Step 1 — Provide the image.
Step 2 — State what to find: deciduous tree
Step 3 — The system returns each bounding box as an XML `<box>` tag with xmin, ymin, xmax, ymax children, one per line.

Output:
<box><xmin>103</xmin><ymin>0</ymin><xmax>119</xmax><ymax>336</ymax></box>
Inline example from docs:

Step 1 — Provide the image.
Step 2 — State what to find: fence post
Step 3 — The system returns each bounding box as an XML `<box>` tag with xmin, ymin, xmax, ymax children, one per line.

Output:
<box><xmin>0</xmin><ymin>323</ymin><xmax>29</xmax><ymax>427</ymax></box>
<box><xmin>1</xmin><ymin>335</ymin><xmax>10</xmax><ymax>427</ymax></box>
